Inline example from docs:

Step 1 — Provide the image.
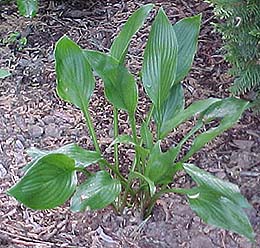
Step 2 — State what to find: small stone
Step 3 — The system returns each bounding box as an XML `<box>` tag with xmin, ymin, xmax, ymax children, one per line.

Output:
<box><xmin>203</xmin><ymin>225</ymin><xmax>216</xmax><ymax>234</ymax></box>
<box><xmin>15</xmin><ymin>116</ymin><xmax>26</xmax><ymax>129</ymax></box>
<box><xmin>42</xmin><ymin>116</ymin><xmax>55</xmax><ymax>124</ymax></box>
<box><xmin>15</xmin><ymin>139</ymin><xmax>24</xmax><ymax>149</ymax></box>
<box><xmin>0</xmin><ymin>164</ymin><xmax>7</xmax><ymax>178</ymax></box>
<box><xmin>215</xmin><ymin>171</ymin><xmax>226</xmax><ymax>179</ymax></box>
<box><xmin>19</xmin><ymin>58</ymin><xmax>29</xmax><ymax>68</ymax></box>
<box><xmin>17</xmin><ymin>134</ymin><xmax>25</xmax><ymax>142</ymax></box>
<box><xmin>45</xmin><ymin>123</ymin><xmax>60</xmax><ymax>138</ymax></box>
<box><xmin>191</xmin><ymin>234</ymin><xmax>214</xmax><ymax>248</ymax></box>
<box><xmin>28</xmin><ymin>125</ymin><xmax>44</xmax><ymax>138</ymax></box>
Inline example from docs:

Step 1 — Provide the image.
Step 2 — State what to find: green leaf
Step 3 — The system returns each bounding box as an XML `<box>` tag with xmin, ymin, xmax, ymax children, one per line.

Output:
<box><xmin>84</xmin><ymin>50</ymin><xmax>137</xmax><ymax>114</ymax></box>
<box><xmin>55</xmin><ymin>36</ymin><xmax>95</xmax><ymax>110</ymax></box>
<box><xmin>0</xmin><ymin>69</ymin><xmax>11</xmax><ymax>79</ymax></box>
<box><xmin>140</xmin><ymin>122</ymin><xmax>153</xmax><ymax>149</ymax></box>
<box><xmin>183</xmin><ymin>97</ymin><xmax>249</xmax><ymax>160</ymax></box>
<box><xmin>17</xmin><ymin>0</ymin><xmax>38</xmax><ymax>18</ymax></box>
<box><xmin>183</xmin><ymin>163</ymin><xmax>251</xmax><ymax>208</ymax></box>
<box><xmin>160</xmin><ymin>98</ymin><xmax>221</xmax><ymax>139</ymax></box>
<box><xmin>24</xmin><ymin>144</ymin><xmax>101</xmax><ymax>172</ymax></box>
<box><xmin>130</xmin><ymin>171</ymin><xmax>156</xmax><ymax>196</ymax></box>
<box><xmin>156</xmin><ymin>83</ymin><xmax>184</xmax><ymax>137</ymax></box>
<box><xmin>142</xmin><ymin>8</ymin><xmax>178</xmax><ymax>113</ymax></box>
<box><xmin>145</xmin><ymin>142</ymin><xmax>177</xmax><ymax>184</ymax></box>
<box><xmin>70</xmin><ymin>171</ymin><xmax>121</xmax><ymax>211</ymax></box>
<box><xmin>110</xmin><ymin>4</ymin><xmax>154</xmax><ymax>63</ymax></box>
<box><xmin>8</xmin><ymin>154</ymin><xmax>77</xmax><ymax>210</ymax></box>
<box><xmin>173</xmin><ymin>14</ymin><xmax>201</xmax><ymax>83</ymax></box>
<box><xmin>183</xmin><ymin>164</ymin><xmax>254</xmax><ymax>242</ymax></box>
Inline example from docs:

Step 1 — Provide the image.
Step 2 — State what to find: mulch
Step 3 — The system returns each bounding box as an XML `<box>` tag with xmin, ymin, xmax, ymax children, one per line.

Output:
<box><xmin>0</xmin><ymin>0</ymin><xmax>259</xmax><ymax>247</ymax></box>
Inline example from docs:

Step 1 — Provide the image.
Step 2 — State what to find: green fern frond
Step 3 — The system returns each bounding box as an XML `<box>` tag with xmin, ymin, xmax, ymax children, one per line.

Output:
<box><xmin>207</xmin><ymin>0</ymin><xmax>260</xmax><ymax>111</ymax></box>
<box><xmin>230</xmin><ymin>64</ymin><xmax>260</xmax><ymax>94</ymax></box>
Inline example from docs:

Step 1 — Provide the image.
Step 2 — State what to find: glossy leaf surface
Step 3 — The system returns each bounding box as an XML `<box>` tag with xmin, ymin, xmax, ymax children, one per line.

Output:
<box><xmin>156</xmin><ymin>83</ymin><xmax>184</xmax><ymax>137</ymax></box>
<box><xmin>8</xmin><ymin>154</ymin><xmax>77</xmax><ymax>209</ymax></box>
<box><xmin>85</xmin><ymin>50</ymin><xmax>137</xmax><ymax>114</ymax></box>
<box><xmin>183</xmin><ymin>98</ymin><xmax>249</xmax><ymax>160</ymax></box>
<box><xmin>160</xmin><ymin>98</ymin><xmax>221</xmax><ymax>139</ymax></box>
<box><xmin>142</xmin><ymin>8</ymin><xmax>178</xmax><ymax>112</ymax></box>
<box><xmin>110</xmin><ymin>4</ymin><xmax>154</xmax><ymax>62</ymax></box>
<box><xmin>0</xmin><ymin>69</ymin><xmax>11</xmax><ymax>79</ymax></box>
<box><xmin>25</xmin><ymin>144</ymin><xmax>101</xmax><ymax>172</ymax></box>
<box><xmin>173</xmin><ymin>14</ymin><xmax>201</xmax><ymax>83</ymax></box>
<box><xmin>55</xmin><ymin>36</ymin><xmax>95</xmax><ymax>110</ymax></box>
<box><xmin>70</xmin><ymin>171</ymin><xmax>121</xmax><ymax>211</ymax></box>
<box><xmin>184</xmin><ymin>163</ymin><xmax>251</xmax><ymax>208</ymax></box>
<box><xmin>184</xmin><ymin>163</ymin><xmax>254</xmax><ymax>242</ymax></box>
<box><xmin>17</xmin><ymin>0</ymin><xmax>38</xmax><ymax>18</ymax></box>
<box><xmin>145</xmin><ymin>142</ymin><xmax>177</xmax><ymax>184</ymax></box>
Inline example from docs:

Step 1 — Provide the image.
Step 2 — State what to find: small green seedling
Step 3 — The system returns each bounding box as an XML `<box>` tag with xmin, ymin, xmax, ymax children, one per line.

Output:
<box><xmin>2</xmin><ymin>31</ymin><xmax>27</xmax><ymax>51</ymax></box>
<box><xmin>8</xmin><ymin>4</ymin><xmax>255</xmax><ymax>242</ymax></box>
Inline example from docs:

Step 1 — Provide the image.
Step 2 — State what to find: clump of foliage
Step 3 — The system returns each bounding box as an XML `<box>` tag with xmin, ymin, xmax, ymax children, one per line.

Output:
<box><xmin>8</xmin><ymin>5</ymin><xmax>255</xmax><ymax>242</ymax></box>
<box><xmin>1</xmin><ymin>31</ymin><xmax>27</xmax><ymax>51</ymax></box>
<box><xmin>206</xmin><ymin>0</ymin><xmax>260</xmax><ymax>111</ymax></box>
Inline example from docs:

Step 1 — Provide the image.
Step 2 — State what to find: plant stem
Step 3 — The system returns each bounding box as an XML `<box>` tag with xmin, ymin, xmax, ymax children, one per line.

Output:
<box><xmin>144</xmin><ymin>187</ymin><xmax>196</xmax><ymax>218</ymax></box>
<box><xmin>129</xmin><ymin>113</ymin><xmax>138</xmax><ymax>144</ymax></box>
<box><xmin>75</xmin><ymin>167</ymin><xmax>92</xmax><ymax>177</ymax></box>
<box><xmin>113</xmin><ymin>107</ymin><xmax>119</xmax><ymax>171</ymax></box>
<box><xmin>120</xmin><ymin>112</ymin><xmax>139</xmax><ymax>212</ymax></box>
<box><xmin>100</xmin><ymin>159</ymin><xmax>135</xmax><ymax>196</ymax></box>
<box><xmin>146</xmin><ymin>104</ymin><xmax>154</xmax><ymax>125</ymax></box>
<box><xmin>82</xmin><ymin>104</ymin><xmax>101</xmax><ymax>153</ymax></box>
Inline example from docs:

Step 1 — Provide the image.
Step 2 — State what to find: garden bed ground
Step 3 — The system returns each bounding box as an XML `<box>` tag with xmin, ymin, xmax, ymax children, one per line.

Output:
<box><xmin>0</xmin><ymin>0</ymin><xmax>259</xmax><ymax>247</ymax></box>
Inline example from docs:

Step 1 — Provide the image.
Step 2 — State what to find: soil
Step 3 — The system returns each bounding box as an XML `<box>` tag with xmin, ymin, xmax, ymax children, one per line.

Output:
<box><xmin>0</xmin><ymin>0</ymin><xmax>259</xmax><ymax>247</ymax></box>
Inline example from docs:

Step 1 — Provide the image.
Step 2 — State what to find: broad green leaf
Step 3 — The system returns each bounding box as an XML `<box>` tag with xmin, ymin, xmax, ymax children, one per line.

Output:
<box><xmin>145</xmin><ymin>142</ymin><xmax>177</xmax><ymax>184</ymax></box>
<box><xmin>142</xmin><ymin>8</ymin><xmax>178</xmax><ymax>114</ymax></box>
<box><xmin>188</xmin><ymin>190</ymin><xmax>255</xmax><ymax>242</ymax></box>
<box><xmin>24</xmin><ymin>144</ymin><xmax>101</xmax><ymax>172</ymax></box>
<box><xmin>84</xmin><ymin>50</ymin><xmax>137</xmax><ymax>114</ymax></box>
<box><xmin>110</xmin><ymin>4</ymin><xmax>154</xmax><ymax>63</ymax></box>
<box><xmin>0</xmin><ymin>69</ymin><xmax>11</xmax><ymax>79</ymax></box>
<box><xmin>130</xmin><ymin>171</ymin><xmax>156</xmax><ymax>196</ymax></box>
<box><xmin>183</xmin><ymin>98</ymin><xmax>249</xmax><ymax>160</ymax></box>
<box><xmin>55</xmin><ymin>36</ymin><xmax>95</xmax><ymax>110</ymax></box>
<box><xmin>17</xmin><ymin>0</ymin><xmax>38</xmax><ymax>18</ymax></box>
<box><xmin>156</xmin><ymin>83</ymin><xmax>184</xmax><ymax>137</ymax></box>
<box><xmin>160</xmin><ymin>98</ymin><xmax>221</xmax><ymax>139</ymax></box>
<box><xmin>140</xmin><ymin>122</ymin><xmax>153</xmax><ymax>149</ymax></box>
<box><xmin>173</xmin><ymin>14</ymin><xmax>201</xmax><ymax>83</ymax></box>
<box><xmin>184</xmin><ymin>163</ymin><xmax>254</xmax><ymax>241</ymax></box>
<box><xmin>70</xmin><ymin>171</ymin><xmax>121</xmax><ymax>211</ymax></box>
<box><xmin>183</xmin><ymin>163</ymin><xmax>251</xmax><ymax>208</ymax></box>
<box><xmin>8</xmin><ymin>154</ymin><xmax>77</xmax><ymax>210</ymax></box>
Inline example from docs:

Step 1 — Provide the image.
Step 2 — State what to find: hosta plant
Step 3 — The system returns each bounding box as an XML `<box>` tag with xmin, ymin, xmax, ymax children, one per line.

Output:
<box><xmin>8</xmin><ymin>4</ymin><xmax>255</xmax><ymax>242</ymax></box>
